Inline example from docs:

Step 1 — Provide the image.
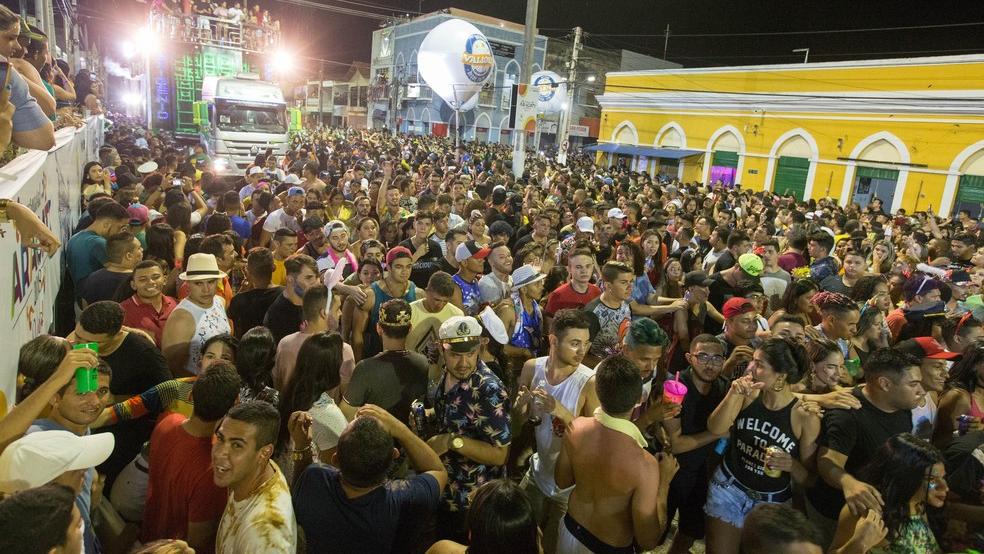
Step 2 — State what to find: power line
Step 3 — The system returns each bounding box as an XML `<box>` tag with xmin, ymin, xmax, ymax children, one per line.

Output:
<box><xmin>267</xmin><ymin>0</ymin><xmax>403</xmax><ymax>21</ymax></box>
<box><xmin>672</xmin><ymin>47</ymin><xmax>984</xmax><ymax>62</ymax></box>
<box><xmin>328</xmin><ymin>0</ymin><xmax>419</xmax><ymax>14</ymax></box>
<box><xmin>583</xmin><ymin>20</ymin><xmax>984</xmax><ymax>39</ymax></box>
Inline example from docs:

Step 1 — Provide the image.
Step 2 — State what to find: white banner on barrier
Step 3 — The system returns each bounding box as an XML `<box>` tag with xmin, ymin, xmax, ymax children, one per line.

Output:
<box><xmin>0</xmin><ymin>118</ymin><xmax>103</xmax><ymax>415</ymax></box>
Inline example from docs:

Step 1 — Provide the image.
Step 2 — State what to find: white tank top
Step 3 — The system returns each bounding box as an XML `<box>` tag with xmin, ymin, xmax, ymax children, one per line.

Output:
<box><xmin>530</xmin><ymin>356</ymin><xmax>595</xmax><ymax>498</ymax></box>
<box><xmin>177</xmin><ymin>296</ymin><xmax>231</xmax><ymax>375</ymax></box>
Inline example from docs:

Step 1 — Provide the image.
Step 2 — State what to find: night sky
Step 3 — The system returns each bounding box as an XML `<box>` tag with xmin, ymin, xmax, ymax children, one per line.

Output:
<box><xmin>68</xmin><ymin>0</ymin><xmax>984</xmax><ymax>73</ymax></box>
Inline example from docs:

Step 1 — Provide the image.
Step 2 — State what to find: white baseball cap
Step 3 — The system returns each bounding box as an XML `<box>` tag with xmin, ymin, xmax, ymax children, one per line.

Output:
<box><xmin>283</xmin><ymin>174</ymin><xmax>302</xmax><ymax>184</ymax></box>
<box><xmin>478</xmin><ymin>306</ymin><xmax>509</xmax><ymax>345</ymax></box>
<box><xmin>576</xmin><ymin>216</ymin><xmax>595</xmax><ymax>233</ymax></box>
<box><xmin>607</xmin><ymin>208</ymin><xmax>627</xmax><ymax>219</ymax></box>
<box><xmin>0</xmin><ymin>430</ymin><xmax>115</xmax><ymax>493</ymax></box>
<box><xmin>248</xmin><ymin>166</ymin><xmax>264</xmax><ymax>176</ymax></box>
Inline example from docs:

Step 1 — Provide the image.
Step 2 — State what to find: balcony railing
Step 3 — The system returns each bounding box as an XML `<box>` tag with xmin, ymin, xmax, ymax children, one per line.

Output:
<box><xmin>149</xmin><ymin>12</ymin><xmax>282</xmax><ymax>53</ymax></box>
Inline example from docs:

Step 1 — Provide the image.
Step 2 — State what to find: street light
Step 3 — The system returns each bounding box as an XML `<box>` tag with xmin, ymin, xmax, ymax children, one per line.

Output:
<box><xmin>272</xmin><ymin>48</ymin><xmax>295</xmax><ymax>73</ymax></box>
<box><xmin>586</xmin><ymin>75</ymin><xmax>596</xmax><ymax>82</ymax></box>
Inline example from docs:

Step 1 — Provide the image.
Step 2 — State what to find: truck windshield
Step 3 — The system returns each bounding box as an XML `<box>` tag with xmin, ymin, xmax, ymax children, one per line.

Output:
<box><xmin>215</xmin><ymin>103</ymin><xmax>286</xmax><ymax>133</ymax></box>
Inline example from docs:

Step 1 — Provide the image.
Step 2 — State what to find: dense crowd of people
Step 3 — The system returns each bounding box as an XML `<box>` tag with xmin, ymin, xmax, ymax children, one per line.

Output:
<box><xmin>2</xmin><ymin>82</ymin><xmax>984</xmax><ymax>553</ymax></box>
<box><xmin>150</xmin><ymin>0</ymin><xmax>282</xmax><ymax>51</ymax></box>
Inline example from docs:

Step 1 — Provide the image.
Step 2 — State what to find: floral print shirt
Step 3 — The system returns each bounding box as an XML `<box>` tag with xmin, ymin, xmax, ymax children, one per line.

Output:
<box><xmin>432</xmin><ymin>362</ymin><xmax>512</xmax><ymax>512</ymax></box>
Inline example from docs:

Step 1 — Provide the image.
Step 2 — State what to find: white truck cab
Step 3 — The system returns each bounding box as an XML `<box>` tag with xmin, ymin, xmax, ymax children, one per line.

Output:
<box><xmin>194</xmin><ymin>74</ymin><xmax>301</xmax><ymax>178</ymax></box>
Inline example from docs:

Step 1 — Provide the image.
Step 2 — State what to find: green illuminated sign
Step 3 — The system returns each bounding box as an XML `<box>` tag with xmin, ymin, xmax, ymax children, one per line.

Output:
<box><xmin>173</xmin><ymin>49</ymin><xmax>250</xmax><ymax>134</ymax></box>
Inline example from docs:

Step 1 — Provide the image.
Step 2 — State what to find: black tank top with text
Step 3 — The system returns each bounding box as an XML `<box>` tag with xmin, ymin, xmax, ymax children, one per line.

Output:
<box><xmin>725</xmin><ymin>395</ymin><xmax>799</xmax><ymax>493</ymax></box>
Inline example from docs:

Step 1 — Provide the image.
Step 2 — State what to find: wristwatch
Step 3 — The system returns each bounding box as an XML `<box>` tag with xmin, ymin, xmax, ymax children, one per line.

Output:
<box><xmin>0</xmin><ymin>199</ymin><xmax>8</xmax><ymax>223</ymax></box>
<box><xmin>450</xmin><ymin>436</ymin><xmax>465</xmax><ymax>451</ymax></box>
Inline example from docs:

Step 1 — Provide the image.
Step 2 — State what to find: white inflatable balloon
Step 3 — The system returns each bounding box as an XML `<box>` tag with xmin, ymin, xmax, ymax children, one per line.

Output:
<box><xmin>531</xmin><ymin>70</ymin><xmax>566</xmax><ymax>114</ymax></box>
<box><xmin>459</xmin><ymin>93</ymin><xmax>479</xmax><ymax>112</ymax></box>
<box><xmin>418</xmin><ymin>19</ymin><xmax>496</xmax><ymax>110</ymax></box>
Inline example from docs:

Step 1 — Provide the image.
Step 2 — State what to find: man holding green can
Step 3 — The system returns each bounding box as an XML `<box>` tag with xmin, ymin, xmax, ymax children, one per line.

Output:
<box><xmin>24</xmin><ymin>342</ymin><xmax>113</xmax><ymax>554</ymax></box>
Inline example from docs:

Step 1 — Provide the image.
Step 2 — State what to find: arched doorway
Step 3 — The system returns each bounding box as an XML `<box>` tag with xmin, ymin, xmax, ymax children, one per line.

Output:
<box><xmin>654</xmin><ymin>122</ymin><xmax>687</xmax><ymax>180</ymax></box>
<box><xmin>704</xmin><ymin>126</ymin><xmax>745</xmax><ymax>187</ymax></box>
<box><xmin>474</xmin><ymin>112</ymin><xmax>492</xmax><ymax>144</ymax></box>
<box><xmin>404</xmin><ymin>107</ymin><xmax>416</xmax><ymax>134</ymax></box>
<box><xmin>610</xmin><ymin>121</ymin><xmax>639</xmax><ymax>168</ymax></box>
<box><xmin>766</xmin><ymin>130</ymin><xmax>818</xmax><ymax>201</ymax></box>
<box><xmin>498</xmin><ymin>115</ymin><xmax>511</xmax><ymax>145</ymax></box>
<box><xmin>950</xmin><ymin>144</ymin><xmax>984</xmax><ymax>218</ymax></box>
<box><xmin>420</xmin><ymin>107</ymin><xmax>433</xmax><ymax>136</ymax></box>
<box><xmin>846</xmin><ymin>133</ymin><xmax>908</xmax><ymax>211</ymax></box>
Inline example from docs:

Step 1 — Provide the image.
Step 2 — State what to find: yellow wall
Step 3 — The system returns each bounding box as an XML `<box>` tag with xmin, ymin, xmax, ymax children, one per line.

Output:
<box><xmin>596</xmin><ymin>57</ymin><xmax>984</xmax><ymax>213</ymax></box>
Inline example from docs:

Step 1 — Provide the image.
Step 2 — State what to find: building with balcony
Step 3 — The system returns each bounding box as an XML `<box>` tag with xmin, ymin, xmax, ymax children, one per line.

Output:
<box><xmin>369</xmin><ymin>8</ymin><xmax>547</xmax><ymax>144</ymax></box>
<box><xmin>301</xmin><ymin>63</ymin><xmax>371</xmax><ymax>129</ymax></box>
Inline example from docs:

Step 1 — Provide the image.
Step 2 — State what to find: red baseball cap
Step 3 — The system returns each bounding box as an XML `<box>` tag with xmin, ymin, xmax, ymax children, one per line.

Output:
<box><xmin>385</xmin><ymin>246</ymin><xmax>413</xmax><ymax>267</ymax></box>
<box><xmin>722</xmin><ymin>297</ymin><xmax>756</xmax><ymax>320</ymax></box>
<box><xmin>896</xmin><ymin>337</ymin><xmax>961</xmax><ymax>360</ymax></box>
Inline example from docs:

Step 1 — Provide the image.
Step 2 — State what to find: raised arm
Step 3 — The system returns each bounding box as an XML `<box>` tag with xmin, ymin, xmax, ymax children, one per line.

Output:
<box><xmin>160</xmin><ymin>309</ymin><xmax>195</xmax><ymax>376</ymax></box>
<box><xmin>0</xmin><ymin>348</ymin><xmax>98</xmax><ymax>452</ymax></box>
<box><xmin>707</xmin><ymin>375</ymin><xmax>761</xmax><ymax>435</ymax></box>
<box><xmin>350</xmin><ymin>288</ymin><xmax>373</xmax><ymax>361</ymax></box>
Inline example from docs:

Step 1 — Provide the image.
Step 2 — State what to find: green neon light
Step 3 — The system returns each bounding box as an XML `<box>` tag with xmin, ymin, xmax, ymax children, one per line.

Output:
<box><xmin>173</xmin><ymin>50</ymin><xmax>250</xmax><ymax>134</ymax></box>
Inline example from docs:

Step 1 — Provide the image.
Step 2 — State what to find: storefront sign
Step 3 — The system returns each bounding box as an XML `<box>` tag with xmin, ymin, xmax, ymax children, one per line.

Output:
<box><xmin>569</xmin><ymin>124</ymin><xmax>590</xmax><ymax>137</ymax></box>
<box><xmin>489</xmin><ymin>40</ymin><xmax>516</xmax><ymax>59</ymax></box>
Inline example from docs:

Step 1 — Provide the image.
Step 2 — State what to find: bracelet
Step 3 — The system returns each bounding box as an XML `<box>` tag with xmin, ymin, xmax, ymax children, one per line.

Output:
<box><xmin>290</xmin><ymin>445</ymin><xmax>312</xmax><ymax>457</ymax></box>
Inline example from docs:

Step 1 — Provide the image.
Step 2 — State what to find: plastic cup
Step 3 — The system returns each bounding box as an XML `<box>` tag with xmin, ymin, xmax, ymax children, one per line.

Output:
<box><xmin>844</xmin><ymin>358</ymin><xmax>861</xmax><ymax>378</ymax></box>
<box><xmin>663</xmin><ymin>379</ymin><xmax>688</xmax><ymax>405</ymax></box>
<box><xmin>73</xmin><ymin>342</ymin><xmax>99</xmax><ymax>394</ymax></box>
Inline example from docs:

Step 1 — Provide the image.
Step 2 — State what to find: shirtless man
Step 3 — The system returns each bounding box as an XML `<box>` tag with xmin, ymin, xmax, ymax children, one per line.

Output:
<box><xmin>555</xmin><ymin>354</ymin><xmax>679</xmax><ymax>553</ymax></box>
<box><xmin>515</xmin><ymin>309</ymin><xmax>600</xmax><ymax>553</ymax></box>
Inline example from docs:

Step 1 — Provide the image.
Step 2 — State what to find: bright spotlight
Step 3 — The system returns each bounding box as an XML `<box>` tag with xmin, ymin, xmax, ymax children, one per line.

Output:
<box><xmin>121</xmin><ymin>41</ymin><xmax>135</xmax><ymax>59</ymax></box>
<box><xmin>272</xmin><ymin>49</ymin><xmax>295</xmax><ymax>73</ymax></box>
<box><xmin>134</xmin><ymin>28</ymin><xmax>161</xmax><ymax>56</ymax></box>
<box><xmin>586</xmin><ymin>75</ymin><xmax>596</xmax><ymax>82</ymax></box>
<box><xmin>122</xmin><ymin>93</ymin><xmax>142</xmax><ymax>106</ymax></box>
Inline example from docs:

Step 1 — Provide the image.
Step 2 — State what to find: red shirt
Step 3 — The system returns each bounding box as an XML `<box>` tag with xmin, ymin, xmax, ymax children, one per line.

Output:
<box><xmin>544</xmin><ymin>282</ymin><xmax>601</xmax><ymax>316</ymax></box>
<box><xmin>120</xmin><ymin>294</ymin><xmax>178</xmax><ymax>346</ymax></box>
<box><xmin>886</xmin><ymin>307</ymin><xmax>907</xmax><ymax>342</ymax></box>
<box><xmin>778</xmin><ymin>251</ymin><xmax>808</xmax><ymax>273</ymax></box>
<box><xmin>141</xmin><ymin>413</ymin><xmax>227</xmax><ymax>552</ymax></box>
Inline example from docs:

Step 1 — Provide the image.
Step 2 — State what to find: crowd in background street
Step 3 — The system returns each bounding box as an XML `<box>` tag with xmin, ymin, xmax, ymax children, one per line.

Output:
<box><xmin>2</xmin><ymin>66</ymin><xmax>984</xmax><ymax>553</ymax></box>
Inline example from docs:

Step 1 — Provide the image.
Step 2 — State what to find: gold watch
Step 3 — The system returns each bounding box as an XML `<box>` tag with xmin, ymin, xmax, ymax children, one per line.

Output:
<box><xmin>450</xmin><ymin>436</ymin><xmax>465</xmax><ymax>451</ymax></box>
<box><xmin>0</xmin><ymin>199</ymin><xmax>8</xmax><ymax>223</ymax></box>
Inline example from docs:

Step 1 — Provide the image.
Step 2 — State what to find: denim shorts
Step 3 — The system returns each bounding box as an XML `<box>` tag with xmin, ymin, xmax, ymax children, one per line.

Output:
<box><xmin>703</xmin><ymin>465</ymin><xmax>789</xmax><ymax>528</ymax></box>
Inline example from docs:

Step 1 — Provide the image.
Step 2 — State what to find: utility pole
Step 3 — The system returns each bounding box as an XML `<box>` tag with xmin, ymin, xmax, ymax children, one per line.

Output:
<box><xmin>556</xmin><ymin>25</ymin><xmax>581</xmax><ymax>166</ymax></box>
<box><xmin>663</xmin><ymin>24</ymin><xmax>670</xmax><ymax>60</ymax></box>
<box><xmin>317</xmin><ymin>60</ymin><xmax>325</xmax><ymax>127</ymax></box>
<box><xmin>512</xmin><ymin>0</ymin><xmax>539</xmax><ymax>178</ymax></box>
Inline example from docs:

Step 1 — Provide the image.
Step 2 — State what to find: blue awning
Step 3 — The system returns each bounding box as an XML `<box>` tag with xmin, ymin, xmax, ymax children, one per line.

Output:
<box><xmin>582</xmin><ymin>143</ymin><xmax>619</xmax><ymax>153</ymax></box>
<box><xmin>647</xmin><ymin>147</ymin><xmax>704</xmax><ymax>159</ymax></box>
<box><xmin>582</xmin><ymin>143</ymin><xmax>703</xmax><ymax>158</ymax></box>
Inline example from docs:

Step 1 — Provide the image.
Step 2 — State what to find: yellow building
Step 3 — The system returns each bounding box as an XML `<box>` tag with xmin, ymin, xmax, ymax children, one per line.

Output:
<box><xmin>592</xmin><ymin>55</ymin><xmax>984</xmax><ymax>216</ymax></box>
